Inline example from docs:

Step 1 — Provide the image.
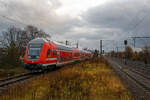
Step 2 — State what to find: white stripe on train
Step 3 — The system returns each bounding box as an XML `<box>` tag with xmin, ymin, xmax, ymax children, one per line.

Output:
<box><xmin>46</xmin><ymin>58</ymin><xmax>57</xmax><ymax>61</ymax></box>
<box><xmin>43</xmin><ymin>60</ymin><xmax>78</xmax><ymax>66</ymax></box>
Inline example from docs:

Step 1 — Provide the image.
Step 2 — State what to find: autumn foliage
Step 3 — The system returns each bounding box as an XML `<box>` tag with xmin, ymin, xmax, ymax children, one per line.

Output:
<box><xmin>109</xmin><ymin>46</ymin><xmax>150</xmax><ymax>63</ymax></box>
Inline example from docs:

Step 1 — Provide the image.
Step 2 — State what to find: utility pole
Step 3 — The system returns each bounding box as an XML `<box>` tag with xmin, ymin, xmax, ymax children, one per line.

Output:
<box><xmin>116</xmin><ymin>47</ymin><xmax>118</xmax><ymax>53</ymax></box>
<box><xmin>133</xmin><ymin>37</ymin><xmax>136</xmax><ymax>48</ymax></box>
<box><xmin>76</xmin><ymin>41</ymin><xmax>79</xmax><ymax>48</ymax></box>
<box><xmin>100</xmin><ymin>40</ymin><xmax>102</xmax><ymax>56</ymax></box>
<box><xmin>116</xmin><ymin>46</ymin><xmax>118</xmax><ymax>57</ymax></box>
<box><xmin>131</xmin><ymin>36</ymin><xmax>150</xmax><ymax>48</ymax></box>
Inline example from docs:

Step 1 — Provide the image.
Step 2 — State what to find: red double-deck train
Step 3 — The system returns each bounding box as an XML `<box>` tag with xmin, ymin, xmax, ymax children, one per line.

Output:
<box><xmin>24</xmin><ymin>38</ymin><xmax>93</xmax><ymax>72</ymax></box>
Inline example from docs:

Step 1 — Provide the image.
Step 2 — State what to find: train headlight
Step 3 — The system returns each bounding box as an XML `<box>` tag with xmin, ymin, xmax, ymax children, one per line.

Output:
<box><xmin>36</xmin><ymin>56</ymin><xmax>40</xmax><ymax>59</ymax></box>
<box><xmin>28</xmin><ymin>56</ymin><xmax>31</xmax><ymax>58</ymax></box>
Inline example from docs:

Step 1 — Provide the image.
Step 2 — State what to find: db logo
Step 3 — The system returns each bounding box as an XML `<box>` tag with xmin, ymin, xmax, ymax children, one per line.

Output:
<box><xmin>32</xmin><ymin>61</ymin><xmax>34</xmax><ymax>63</ymax></box>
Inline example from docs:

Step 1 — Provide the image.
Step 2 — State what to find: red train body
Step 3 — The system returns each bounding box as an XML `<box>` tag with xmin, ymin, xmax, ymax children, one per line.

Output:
<box><xmin>24</xmin><ymin>38</ymin><xmax>93</xmax><ymax>72</ymax></box>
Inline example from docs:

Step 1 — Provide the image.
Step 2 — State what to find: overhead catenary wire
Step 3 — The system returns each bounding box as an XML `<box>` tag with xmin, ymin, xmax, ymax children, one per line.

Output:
<box><xmin>124</xmin><ymin>0</ymin><xmax>150</xmax><ymax>48</ymax></box>
<box><xmin>0</xmin><ymin>15</ymin><xmax>27</xmax><ymax>26</ymax></box>
<box><xmin>131</xmin><ymin>12</ymin><xmax>150</xmax><ymax>37</ymax></box>
<box><xmin>102</xmin><ymin>0</ymin><xmax>150</xmax><ymax>51</ymax></box>
<box><xmin>0</xmin><ymin>14</ymin><xmax>57</xmax><ymax>38</ymax></box>
<box><xmin>0</xmin><ymin>14</ymin><xmax>82</xmax><ymax>49</ymax></box>
<box><xmin>110</xmin><ymin>0</ymin><xmax>150</xmax><ymax>48</ymax></box>
<box><xmin>126</xmin><ymin>0</ymin><xmax>150</xmax><ymax>34</ymax></box>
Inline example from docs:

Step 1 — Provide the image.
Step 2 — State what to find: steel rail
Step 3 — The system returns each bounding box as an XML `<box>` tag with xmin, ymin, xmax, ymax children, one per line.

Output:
<box><xmin>0</xmin><ymin>72</ymin><xmax>33</xmax><ymax>87</ymax></box>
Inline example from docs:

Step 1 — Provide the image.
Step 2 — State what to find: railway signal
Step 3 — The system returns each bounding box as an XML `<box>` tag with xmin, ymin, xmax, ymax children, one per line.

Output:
<box><xmin>124</xmin><ymin>40</ymin><xmax>128</xmax><ymax>64</ymax></box>
<box><xmin>124</xmin><ymin>40</ymin><xmax>128</xmax><ymax>45</ymax></box>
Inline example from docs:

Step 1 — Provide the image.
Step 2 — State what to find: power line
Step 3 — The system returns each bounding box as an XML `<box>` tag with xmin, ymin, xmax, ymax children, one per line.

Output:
<box><xmin>131</xmin><ymin>37</ymin><xmax>150</xmax><ymax>38</ymax></box>
<box><xmin>127</xmin><ymin>11</ymin><xmax>150</xmax><ymax>47</ymax></box>
<box><xmin>0</xmin><ymin>15</ymin><xmax>27</xmax><ymax>26</ymax></box>
<box><xmin>126</xmin><ymin>0</ymin><xmax>150</xmax><ymax>33</ymax></box>
<box><xmin>0</xmin><ymin>15</ymin><xmax>56</xmax><ymax>37</ymax></box>
<box><xmin>119</xmin><ymin>0</ymin><xmax>150</xmax><ymax>47</ymax></box>
<box><xmin>131</xmin><ymin>36</ymin><xmax>150</xmax><ymax>47</ymax></box>
<box><xmin>127</xmin><ymin>13</ymin><xmax>150</xmax><ymax>37</ymax></box>
<box><xmin>132</xmin><ymin>12</ymin><xmax>150</xmax><ymax>36</ymax></box>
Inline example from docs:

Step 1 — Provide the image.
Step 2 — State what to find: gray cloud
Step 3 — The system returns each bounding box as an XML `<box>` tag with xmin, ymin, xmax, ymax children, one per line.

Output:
<box><xmin>0</xmin><ymin>0</ymin><xmax>77</xmax><ymax>34</ymax></box>
<box><xmin>77</xmin><ymin>0</ymin><xmax>150</xmax><ymax>50</ymax></box>
<box><xmin>0</xmin><ymin>0</ymin><xmax>150</xmax><ymax>51</ymax></box>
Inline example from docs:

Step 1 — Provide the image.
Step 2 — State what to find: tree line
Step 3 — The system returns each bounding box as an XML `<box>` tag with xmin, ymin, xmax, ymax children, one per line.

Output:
<box><xmin>108</xmin><ymin>46</ymin><xmax>150</xmax><ymax>64</ymax></box>
<box><xmin>0</xmin><ymin>25</ymin><xmax>50</xmax><ymax>67</ymax></box>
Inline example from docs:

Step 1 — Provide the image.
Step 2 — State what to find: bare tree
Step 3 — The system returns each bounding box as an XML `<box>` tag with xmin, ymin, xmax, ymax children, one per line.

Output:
<box><xmin>24</xmin><ymin>25</ymin><xmax>50</xmax><ymax>41</ymax></box>
<box><xmin>1</xmin><ymin>27</ymin><xmax>21</xmax><ymax>66</ymax></box>
<box><xmin>2</xmin><ymin>27</ymin><xmax>27</xmax><ymax>56</ymax></box>
<box><xmin>2</xmin><ymin>25</ymin><xmax>51</xmax><ymax>55</ymax></box>
<box><xmin>1</xmin><ymin>25</ymin><xmax>51</xmax><ymax>67</ymax></box>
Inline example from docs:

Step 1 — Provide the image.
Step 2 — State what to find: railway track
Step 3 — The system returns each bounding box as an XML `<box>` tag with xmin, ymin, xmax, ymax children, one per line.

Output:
<box><xmin>112</xmin><ymin>58</ymin><xmax>150</xmax><ymax>80</ymax></box>
<box><xmin>107</xmin><ymin>58</ymin><xmax>150</xmax><ymax>99</ymax></box>
<box><xmin>114</xmin><ymin>57</ymin><xmax>150</xmax><ymax>75</ymax></box>
<box><xmin>129</xmin><ymin>68</ymin><xmax>150</xmax><ymax>80</ymax></box>
<box><xmin>123</xmin><ymin>69</ymin><xmax>150</xmax><ymax>92</ymax></box>
<box><xmin>0</xmin><ymin>67</ymin><xmax>62</xmax><ymax>96</ymax></box>
<box><xmin>0</xmin><ymin>72</ymin><xmax>33</xmax><ymax>94</ymax></box>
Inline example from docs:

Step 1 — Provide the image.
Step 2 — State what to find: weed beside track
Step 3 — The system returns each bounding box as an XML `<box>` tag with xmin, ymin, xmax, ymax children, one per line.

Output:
<box><xmin>1</xmin><ymin>58</ymin><xmax>131</xmax><ymax>100</ymax></box>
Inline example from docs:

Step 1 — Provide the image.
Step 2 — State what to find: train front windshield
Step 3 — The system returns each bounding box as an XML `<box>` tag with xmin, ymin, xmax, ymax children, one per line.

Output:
<box><xmin>27</xmin><ymin>44</ymin><xmax>43</xmax><ymax>59</ymax></box>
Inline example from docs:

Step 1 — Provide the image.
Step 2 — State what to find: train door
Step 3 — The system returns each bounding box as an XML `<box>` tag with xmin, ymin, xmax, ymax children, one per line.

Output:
<box><xmin>57</xmin><ymin>51</ymin><xmax>60</xmax><ymax>64</ymax></box>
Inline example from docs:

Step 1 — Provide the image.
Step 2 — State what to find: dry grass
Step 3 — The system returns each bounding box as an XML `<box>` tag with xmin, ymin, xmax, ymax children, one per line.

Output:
<box><xmin>1</xmin><ymin>58</ymin><xmax>131</xmax><ymax>100</ymax></box>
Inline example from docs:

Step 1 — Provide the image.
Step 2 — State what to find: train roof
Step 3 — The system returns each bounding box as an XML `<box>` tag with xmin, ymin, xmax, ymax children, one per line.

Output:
<box><xmin>53</xmin><ymin>41</ymin><xmax>73</xmax><ymax>51</ymax></box>
<box><xmin>29</xmin><ymin>38</ymin><xmax>47</xmax><ymax>44</ymax></box>
<box><xmin>29</xmin><ymin>38</ymin><xmax>92</xmax><ymax>53</ymax></box>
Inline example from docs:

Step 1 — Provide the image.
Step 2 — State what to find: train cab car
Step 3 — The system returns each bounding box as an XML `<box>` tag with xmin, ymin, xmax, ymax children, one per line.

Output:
<box><xmin>24</xmin><ymin>38</ymin><xmax>57</xmax><ymax>72</ymax></box>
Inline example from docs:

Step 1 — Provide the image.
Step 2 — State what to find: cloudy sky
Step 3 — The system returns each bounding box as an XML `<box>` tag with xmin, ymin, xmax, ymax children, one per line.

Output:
<box><xmin>0</xmin><ymin>0</ymin><xmax>150</xmax><ymax>51</ymax></box>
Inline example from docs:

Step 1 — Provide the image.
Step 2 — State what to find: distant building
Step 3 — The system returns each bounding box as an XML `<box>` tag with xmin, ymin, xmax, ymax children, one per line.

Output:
<box><xmin>132</xmin><ymin>46</ymin><xmax>150</xmax><ymax>53</ymax></box>
<box><xmin>132</xmin><ymin>47</ymin><xmax>142</xmax><ymax>52</ymax></box>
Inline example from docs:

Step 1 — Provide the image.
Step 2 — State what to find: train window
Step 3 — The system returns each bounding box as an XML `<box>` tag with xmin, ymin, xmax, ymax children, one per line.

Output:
<box><xmin>47</xmin><ymin>49</ymin><xmax>51</xmax><ymax>56</ymax></box>
<box><xmin>61</xmin><ymin>57</ymin><xmax>63</xmax><ymax>61</ymax></box>
<box><xmin>53</xmin><ymin>49</ymin><xmax>57</xmax><ymax>56</ymax></box>
<box><xmin>29</xmin><ymin>44</ymin><xmax>43</xmax><ymax>48</ymax></box>
<box><xmin>60</xmin><ymin>56</ymin><xmax>65</xmax><ymax>62</ymax></box>
<box><xmin>63</xmin><ymin>57</ymin><xmax>65</xmax><ymax>61</ymax></box>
